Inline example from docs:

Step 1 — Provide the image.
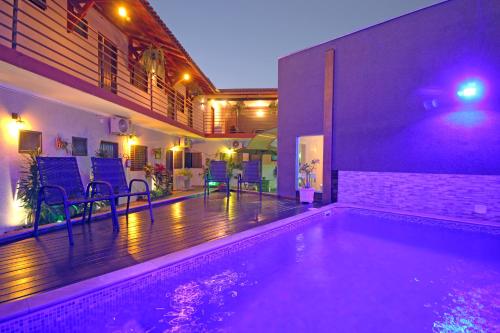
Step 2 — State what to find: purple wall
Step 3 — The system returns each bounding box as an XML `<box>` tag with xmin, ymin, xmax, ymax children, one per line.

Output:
<box><xmin>278</xmin><ymin>0</ymin><xmax>500</xmax><ymax>198</ymax></box>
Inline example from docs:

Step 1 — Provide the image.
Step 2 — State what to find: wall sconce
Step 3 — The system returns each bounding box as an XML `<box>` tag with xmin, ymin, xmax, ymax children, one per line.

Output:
<box><xmin>127</xmin><ymin>135</ymin><xmax>137</xmax><ymax>146</ymax></box>
<box><xmin>7</xmin><ymin>113</ymin><xmax>25</xmax><ymax>139</ymax></box>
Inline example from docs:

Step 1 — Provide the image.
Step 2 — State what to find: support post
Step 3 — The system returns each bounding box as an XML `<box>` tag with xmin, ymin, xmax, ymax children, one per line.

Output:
<box><xmin>322</xmin><ymin>49</ymin><xmax>335</xmax><ymax>204</ymax></box>
<box><xmin>11</xmin><ymin>0</ymin><xmax>19</xmax><ymax>49</ymax></box>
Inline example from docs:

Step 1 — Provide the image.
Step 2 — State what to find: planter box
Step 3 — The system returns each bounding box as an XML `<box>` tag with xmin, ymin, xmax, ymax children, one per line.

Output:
<box><xmin>299</xmin><ymin>188</ymin><xmax>315</xmax><ymax>203</ymax></box>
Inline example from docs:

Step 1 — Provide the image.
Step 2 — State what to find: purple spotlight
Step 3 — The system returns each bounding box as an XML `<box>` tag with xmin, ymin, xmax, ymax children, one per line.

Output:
<box><xmin>456</xmin><ymin>80</ymin><xmax>484</xmax><ymax>102</ymax></box>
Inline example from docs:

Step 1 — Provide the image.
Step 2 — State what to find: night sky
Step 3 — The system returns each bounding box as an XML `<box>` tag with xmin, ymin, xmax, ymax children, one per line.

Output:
<box><xmin>148</xmin><ymin>0</ymin><xmax>444</xmax><ymax>88</ymax></box>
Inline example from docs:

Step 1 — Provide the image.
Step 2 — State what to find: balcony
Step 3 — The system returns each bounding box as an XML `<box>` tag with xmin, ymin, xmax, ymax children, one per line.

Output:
<box><xmin>0</xmin><ymin>0</ymin><xmax>205</xmax><ymax>135</ymax></box>
<box><xmin>202</xmin><ymin>90</ymin><xmax>278</xmax><ymax>138</ymax></box>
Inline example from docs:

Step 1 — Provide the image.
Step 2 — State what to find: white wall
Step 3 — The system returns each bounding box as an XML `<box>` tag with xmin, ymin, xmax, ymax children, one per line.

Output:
<box><xmin>0</xmin><ymin>86</ymin><xmax>179</xmax><ymax>233</ymax></box>
<box><xmin>190</xmin><ymin>139</ymin><xmax>249</xmax><ymax>187</ymax></box>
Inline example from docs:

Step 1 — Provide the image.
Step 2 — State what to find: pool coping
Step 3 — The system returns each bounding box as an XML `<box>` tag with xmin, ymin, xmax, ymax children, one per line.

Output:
<box><xmin>0</xmin><ymin>204</ymin><xmax>335</xmax><ymax>324</ymax></box>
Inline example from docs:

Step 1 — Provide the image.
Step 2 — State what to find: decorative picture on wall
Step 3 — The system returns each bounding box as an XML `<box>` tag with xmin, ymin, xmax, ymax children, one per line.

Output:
<box><xmin>18</xmin><ymin>130</ymin><xmax>42</xmax><ymax>154</ymax></box>
<box><xmin>153</xmin><ymin>148</ymin><xmax>162</xmax><ymax>160</ymax></box>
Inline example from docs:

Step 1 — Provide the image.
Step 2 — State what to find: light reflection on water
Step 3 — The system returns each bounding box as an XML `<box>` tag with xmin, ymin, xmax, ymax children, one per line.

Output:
<box><xmin>69</xmin><ymin>211</ymin><xmax>500</xmax><ymax>333</ymax></box>
<box><xmin>432</xmin><ymin>277</ymin><xmax>500</xmax><ymax>333</ymax></box>
<box><xmin>161</xmin><ymin>270</ymin><xmax>245</xmax><ymax>332</ymax></box>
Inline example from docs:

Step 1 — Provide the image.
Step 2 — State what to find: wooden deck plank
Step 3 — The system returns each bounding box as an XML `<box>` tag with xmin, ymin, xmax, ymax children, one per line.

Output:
<box><xmin>0</xmin><ymin>193</ymin><xmax>308</xmax><ymax>304</ymax></box>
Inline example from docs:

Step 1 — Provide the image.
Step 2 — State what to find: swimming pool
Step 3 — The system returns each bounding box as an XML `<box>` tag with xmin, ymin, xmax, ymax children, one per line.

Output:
<box><xmin>1</xmin><ymin>207</ymin><xmax>499</xmax><ymax>332</ymax></box>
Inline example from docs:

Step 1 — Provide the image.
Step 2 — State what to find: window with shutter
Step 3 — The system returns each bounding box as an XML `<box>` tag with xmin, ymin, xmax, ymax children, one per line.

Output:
<box><xmin>130</xmin><ymin>145</ymin><xmax>148</xmax><ymax>171</ymax></box>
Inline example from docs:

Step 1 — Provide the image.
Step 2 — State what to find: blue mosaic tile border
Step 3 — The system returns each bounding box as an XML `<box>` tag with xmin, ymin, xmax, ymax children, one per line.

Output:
<box><xmin>351</xmin><ymin>208</ymin><xmax>500</xmax><ymax>235</ymax></box>
<box><xmin>0</xmin><ymin>210</ymin><xmax>327</xmax><ymax>333</ymax></box>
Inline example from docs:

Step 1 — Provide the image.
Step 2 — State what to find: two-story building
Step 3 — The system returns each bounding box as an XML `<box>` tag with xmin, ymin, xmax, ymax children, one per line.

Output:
<box><xmin>0</xmin><ymin>0</ymin><xmax>278</xmax><ymax>232</ymax></box>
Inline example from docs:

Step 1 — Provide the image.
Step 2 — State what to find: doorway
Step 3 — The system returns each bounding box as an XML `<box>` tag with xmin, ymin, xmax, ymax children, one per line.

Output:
<box><xmin>297</xmin><ymin>135</ymin><xmax>324</xmax><ymax>193</ymax></box>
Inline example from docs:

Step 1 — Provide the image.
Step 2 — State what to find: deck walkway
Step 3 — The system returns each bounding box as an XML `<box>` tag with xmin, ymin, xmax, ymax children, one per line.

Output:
<box><xmin>0</xmin><ymin>193</ymin><xmax>308</xmax><ymax>304</ymax></box>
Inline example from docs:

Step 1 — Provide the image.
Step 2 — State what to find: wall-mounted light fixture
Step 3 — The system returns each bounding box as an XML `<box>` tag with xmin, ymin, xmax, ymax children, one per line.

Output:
<box><xmin>117</xmin><ymin>6</ymin><xmax>131</xmax><ymax>21</ymax></box>
<box><xmin>127</xmin><ymin>134</ymin><xmax>137</xmax><ymax>146</ymax></box>
<box><xmin>457</xmin><ymin>79</ymin><xmax>485</xmax><ymax>102</ymax></box>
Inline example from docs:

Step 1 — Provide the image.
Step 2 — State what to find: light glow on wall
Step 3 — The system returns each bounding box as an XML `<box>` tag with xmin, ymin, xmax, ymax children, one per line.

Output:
<box><xmin>1</xmin><ymin>115</ymin><xmax>30</xmax><ymax>145</ymax></box>
<box><xmin>256</xmin><ymin>109</ymin><xmax>265</xmax><ymax>117</ymax></box>
<box><xmin>445</xmin><ymin>110</ymin><xmax>487</xmax><ymax>128</ymax></box>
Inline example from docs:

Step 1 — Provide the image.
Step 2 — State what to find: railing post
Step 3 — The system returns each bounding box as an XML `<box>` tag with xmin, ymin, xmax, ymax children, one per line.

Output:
<box><xmin>11</xmin><ymin>0</ymin><xmax>19</xmax><ymax>49</ymax></box>
<box><xmin>149</xmin><ymin>74</ymin><xmax>153</xmax><ymax>111</ymax></box>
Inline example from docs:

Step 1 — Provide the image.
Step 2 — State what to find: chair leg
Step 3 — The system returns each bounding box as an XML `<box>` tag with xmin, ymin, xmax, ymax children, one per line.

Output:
<box><xmin>64</xmin><ymin>203</ymin><xmax>74</xmax><ymax>246</ymax></box>
<box><xmin>109</xmin><ymin>198</ymin><xmax>119</xmax><ymax>231</ymax></box>
<box><xmin>226</xmin><ymin>180</ymin><xmax>230</xmax><ymax>197</ymax></box>
<box><xmin>81</xmin><ymin>203</ymin><xmax>88</xmax><ymax>224</ymax></box>
<box><xmin>146</xmin><ymin>193</ymin><xmax>154</xmax><ymax>223</ymax></box>
<box><xmin>33</xmin><ymin>192</ymin><xmax>43</xmax><ymax>237</ymax></box>
<box><xmin>126</xmin><ymin>196</ymin><xmax>131</xmax><ymax>221</ymax></box>
<box><xmin>260</xmin><ymin>181</ymin><xmax>263</xmax><ymax>199</ymax></box>
<box><xmin>87</xmin><ymin>202</ymin><xmax>94</xmax><ymax>224</ymax></box>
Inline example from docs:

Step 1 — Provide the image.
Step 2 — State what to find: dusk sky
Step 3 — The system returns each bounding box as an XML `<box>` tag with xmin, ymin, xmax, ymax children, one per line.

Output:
<box><xmin>149</xmin><ymin>0</ymin><xmax>443</xmax><ymax>89</ymax></box>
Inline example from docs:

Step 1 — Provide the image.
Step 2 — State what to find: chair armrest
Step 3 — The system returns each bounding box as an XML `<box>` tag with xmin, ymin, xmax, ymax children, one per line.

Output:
<box><xmin>40</xmin><ymin>184</ymin><xmax>68</xmax><ymax>202</ymax></box>
<box><xmin>87</xmin><ymin>180</ymin><xmax>115</xmax><ymax>197</ymax></box>
<box><xmin>128</xmin><ymin>179</ymin><xmax>150</xmax><ymax>192</ymax></box>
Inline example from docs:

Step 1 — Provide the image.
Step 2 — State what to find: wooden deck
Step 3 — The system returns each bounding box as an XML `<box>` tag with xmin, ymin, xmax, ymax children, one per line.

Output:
<box><xmin>0</xmin><ymin>193</ymin><xmax>309</xmax><ymax>304</ymax></box>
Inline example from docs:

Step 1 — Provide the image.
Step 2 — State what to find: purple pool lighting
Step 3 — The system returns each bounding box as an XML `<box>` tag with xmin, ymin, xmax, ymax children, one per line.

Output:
<box><xmin>456</xmin><ymin>79</ymin><xmax>485</xmax><ymax>102</ymax></box>
<box><xmin>5</xmin><ymin>209</ymin><xmax>498</xmax><ymax>332</ymax></box>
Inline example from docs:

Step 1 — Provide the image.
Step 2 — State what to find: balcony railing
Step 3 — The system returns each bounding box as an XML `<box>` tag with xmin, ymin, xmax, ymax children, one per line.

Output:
<box><xmin>0</xmin><ymin>0</ymin><xmax>203</xmax><ymax>133</ymax></box>
<box><xmin>203</xmin><ymin>107</ymin><xmax>278</xmax><ymax>136</ymax></box>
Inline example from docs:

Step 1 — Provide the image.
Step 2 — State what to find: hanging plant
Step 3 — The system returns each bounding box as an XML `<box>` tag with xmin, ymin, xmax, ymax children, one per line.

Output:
<box><xmin>230</xmin><ymin>101</ymin><xmax>245</xmax><ymax>131</ymax></box>
<box><xmin>187</xmin><ymin>82</ymin><xmax>204</xmax><ymax>97</ymax></box>
<box><xmin>268</xmin><ymin>99</ymin><xmax>278</xmax><ymax>115</ymax></box>
<box><xmin>140</xmin><ymin>46</ymin><xmax>166</xmax><ymax>79</ymax></box>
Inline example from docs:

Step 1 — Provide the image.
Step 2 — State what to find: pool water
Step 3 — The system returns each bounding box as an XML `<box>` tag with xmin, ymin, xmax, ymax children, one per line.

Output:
<box><xmin>85</xmin><ymin>209</ymin><xmax>500</xmax><ymax>332</ymax></box>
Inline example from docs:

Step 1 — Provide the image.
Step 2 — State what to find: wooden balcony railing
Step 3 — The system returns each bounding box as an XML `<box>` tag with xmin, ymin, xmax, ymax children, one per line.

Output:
<box><xmin>203</xmin><ymin>107</ymin><xmax>278</xmax><ymax>136</ymax></box>
<box><xmin>0</xmin><ymin>0</ymin><xmax>204</xmax><ymax>133</ymax></box>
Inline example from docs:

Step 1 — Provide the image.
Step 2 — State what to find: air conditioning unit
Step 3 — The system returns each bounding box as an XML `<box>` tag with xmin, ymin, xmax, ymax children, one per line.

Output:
<box><xmin>110</xmin><ymin>117</ymin><xmax>132</xmax><ymax>135</ymax></box>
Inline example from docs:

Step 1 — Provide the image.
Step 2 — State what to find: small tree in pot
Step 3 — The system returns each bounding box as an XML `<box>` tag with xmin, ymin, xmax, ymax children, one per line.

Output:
<box><xmin>298</xmin><ymin>159</ymin><xmax>320</xmax><ymax>203</ymax></box>
<box><xmin>178</xmin><ymin>169</ymin><xmax>193</xmax><ymax>190</ymax></box>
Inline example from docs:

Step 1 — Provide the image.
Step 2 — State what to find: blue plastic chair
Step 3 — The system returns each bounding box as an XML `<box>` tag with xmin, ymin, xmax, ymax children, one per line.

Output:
<box><xmin>204</xmin><ymin>161</ymin><xmax>230</xmax><ymax>197</ymax></box>
<box><xmin>238</xmin><ymin>160</ymin><xmax>262</xmax><ymax>196</ymax></box>
<box><xmin>34</xmin><ymin>157</ymin><xmax>118</xmax><ymax>245</ymax></box>
<box><xmin>91</xmin><ymin>157</ymin><xmax>154</xmax><ymax>223</ymax></box>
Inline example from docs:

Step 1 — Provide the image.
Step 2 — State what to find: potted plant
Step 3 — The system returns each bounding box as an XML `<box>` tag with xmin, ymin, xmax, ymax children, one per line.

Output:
<box><xmin>298</xmin><ymin>159</ymin><xmax>320</xmax><ymax>203</ymax></box>
<box><xmin>178</xmin><ymin>169</ymin><xmax>193</xmax><ymax>190</ymax></box>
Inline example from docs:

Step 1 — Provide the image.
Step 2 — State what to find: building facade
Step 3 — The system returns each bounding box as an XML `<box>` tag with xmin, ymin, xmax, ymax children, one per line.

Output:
<box><xmin>0</xmin><ymin>0</ymin><xmax>278</xmax><ymax>233</ymax></box>
<box><xmin>278</xmin><ymin>0</ymin><xmax>500</xmax><ymax>223</ymax></box>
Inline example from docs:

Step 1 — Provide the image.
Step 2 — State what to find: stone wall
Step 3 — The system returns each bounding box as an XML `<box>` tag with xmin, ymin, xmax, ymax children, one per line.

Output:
<box><xmin>338</xmin><ymin>171</ymin><xmax>500</xmax><ymax>223</ymax></box>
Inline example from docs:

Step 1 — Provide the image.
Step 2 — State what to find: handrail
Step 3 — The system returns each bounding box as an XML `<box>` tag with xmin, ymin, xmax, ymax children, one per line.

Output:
<box><xmin>0</xmin><ymin>0</ymin><xmax>205</xmax><ymax>133</ymax></box>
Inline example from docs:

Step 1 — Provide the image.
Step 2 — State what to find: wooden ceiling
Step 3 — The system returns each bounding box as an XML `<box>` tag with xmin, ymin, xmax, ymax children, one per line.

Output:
<box><xmin>74</xmin><ymin>0</ymin><xmax>216</xmax><ymax>93</ymax></box>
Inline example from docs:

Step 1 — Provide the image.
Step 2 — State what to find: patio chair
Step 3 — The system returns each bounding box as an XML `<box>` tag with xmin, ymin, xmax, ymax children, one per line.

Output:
<box><xmin>204</xmin><ymin>160</ymin><xmax>230</xmax><ymax>197</ymax></box>
<box><xmin>34</xmin><ymin>157</ymin><xmax>118</xmax><ymax>245</ymax></box>
<box><xmin>238</xmin><ymin>160</ymin><xmax>262</xmax><ymax>196</ymax></box>
<box><xmin>91</xmin><ymin>157</ymin><xmax>154</xmax><ymax>223</ymax></box>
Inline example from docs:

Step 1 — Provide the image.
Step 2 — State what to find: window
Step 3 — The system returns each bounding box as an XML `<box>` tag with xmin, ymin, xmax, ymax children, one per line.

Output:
<box><xmin>130</xmin><ymin>62</ymin><xmax>148</xmax><ymax>93</ymax></box>
<box><xmin>67</xmin><ymin>1</ymin><xmax>88</xmax><ymax>38</ymax></box>
<box><xmin>174</xmin><ymin>151</ymin><xmax>183</xmax><ymax>169</ymax></box>
<box><xmin>99</xmin><ymin>141</ymin><xmax>119</xmax><ymax>158</ymax></box>
<box><xmin>28</xmin><ymin>0</ymin><xmax>46</xmax><ymax>10</ymax></box>
<box><xmin>185</xmin><ymin>152</ymin><xmax>202</xmax><ymax>168</ymax></box>
<box><xmin>73</xmin><ymin>19</ymin><xmax>88</xmax><ymax>39</ymax></box>
<box><xmin>175</xmin><ymin>93</ymin><xmax>185</xmax><ymax>114</ymax></box>
<box><xmin>98</xmin><ymin>34</ymin><xmax>117</xmax><ymax>94</ymax></box>
<box><xmin>72</xmin><ymin>137</ymin><xmax>88</xmax><ymax>156</ymax></box>
<box><xmin>19</xmin><ymin>130</ymin><xmax>42</xmax><ymax>153</ymax></box>
<box><xmin>130</xmin><ymin>145</ymin><xmax>147</xmax><ymax>171</ymax></box>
